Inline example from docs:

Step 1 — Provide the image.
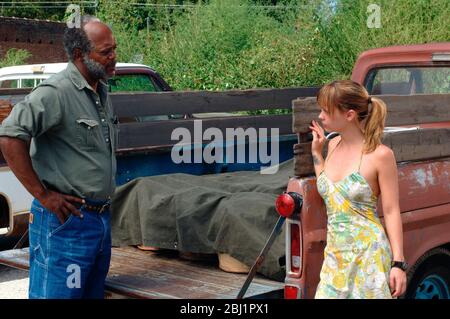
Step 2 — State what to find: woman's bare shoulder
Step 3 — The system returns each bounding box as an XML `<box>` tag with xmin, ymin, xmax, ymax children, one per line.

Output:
<box><xmin>372</xmin><ymin>144</ymin><xmax>396</xmax><ymax>166</ymax></box>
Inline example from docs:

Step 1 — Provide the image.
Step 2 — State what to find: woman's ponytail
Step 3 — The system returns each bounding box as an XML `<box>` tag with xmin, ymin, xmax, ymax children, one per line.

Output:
<box><xmin>363</xmin><ymin>96</ymin><xmax>387</xmax><ymax>153</ymax></box>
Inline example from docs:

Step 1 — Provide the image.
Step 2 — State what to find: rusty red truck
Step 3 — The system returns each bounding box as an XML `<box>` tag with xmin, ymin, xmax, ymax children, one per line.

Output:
<box><xmin>280</xmin><ymin>42</ymin><xmax>450</xmax><ymax>299</ymax></box>
<box><xmin>0</xmin><ymin>42</ymin><xmax>449</xmax><ymax>299</ymax></box>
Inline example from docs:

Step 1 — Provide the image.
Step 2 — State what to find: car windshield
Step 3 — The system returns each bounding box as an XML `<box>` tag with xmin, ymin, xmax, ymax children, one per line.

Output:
<box><xmin>365</xmin><ymin>66</ymin><xmax>450</xmax><ymax>95</ymax></box>
<box><xmin>108</xmin><ymin>73</ymin><xmax>183</xmax><ymax>122</ymax></box>
<box><xmin>0</xmin><ymin>78</ymin><xmax>44</xmax><ymax>88</ymax></box>
<box><xmin>108</xmin><ymin>74</ymin><xmax>162</xmax><ymax>93</ymax></box>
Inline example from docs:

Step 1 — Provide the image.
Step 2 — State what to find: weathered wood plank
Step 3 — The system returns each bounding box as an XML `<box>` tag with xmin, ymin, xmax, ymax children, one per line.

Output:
<box><xmin>292</xmin><ymin>97</ymin><xmax>319</xmax><ymax>134</ymax></box>
<box><xmin>1</xmin><ymin>87</ymin><xmax>319</xmax><ymax>117</ymax></box>
<box><xmin>112</xmin><ymin>87</ymin><xmax>319</xmax><ymax>117</ymax></box>
<box><xmin>0</xmin><ymin>88</ymin><xmax>29</xmax><ymax>107</ymax></box>
<box><xmin>118</xmin><ymin>114</ymin><xmax>292</xmax><ymax>149</ymax></box>
<box><xmin>293</xmin><ymin>128</ymin><xmax>450</xmax><ymax>177</ymax></box>
<box><xmin>0</xmin><ymin>99</ymin><xmax>13</xmax><ymax>123</ymax></box>
<box><xmin>0</xmin><ymin>88</ymin><xmax>31</xmax><ymax>96</ymax></box>
<box><xmin>293</xmin><ymin>94</ymin><xmax>450</xmax><ymax>133</ymax></box>
<box><xmin>384</xmin><ymin>128</ymin><xmax>450</xmax><ymax>162</ymax></box>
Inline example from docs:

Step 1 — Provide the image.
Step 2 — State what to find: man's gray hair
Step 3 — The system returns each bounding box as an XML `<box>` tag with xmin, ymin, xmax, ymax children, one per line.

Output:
<box><xmin>63</xmin><ymin>15</ymin><xmax>101</xmax><ymax>61</ymax></box>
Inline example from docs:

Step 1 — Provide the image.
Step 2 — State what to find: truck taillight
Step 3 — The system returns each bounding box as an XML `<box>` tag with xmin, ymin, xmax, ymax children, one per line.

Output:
<box><xmin>277</xmin><ymin>191</ymin><xmax>303</xmax><ymax>298</ymax></box>
<box><xmin>275</xmin><ymin>192</ymin><xmax>302</xmax><ymax>217</ymax></box>
<box><xmin>284</xmin><ymin>285</ymin><xmax>301</xmax><ymax>299</ymax></box>
<box><xmin>290</xmin><ymin>223</ymin><xmax>301</xmax><ymax>273</ymax></box>
<box><xmin>286</xmin><ymin>218</ymin><xmax>302</xmax><ymax>278</ymax></box>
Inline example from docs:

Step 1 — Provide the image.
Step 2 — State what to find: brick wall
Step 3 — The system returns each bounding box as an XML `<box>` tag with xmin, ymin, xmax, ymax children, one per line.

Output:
<box><xmin>0</xmin><ymin>16</ymin><xmax>67</xmax><ymax>64</ymax></box>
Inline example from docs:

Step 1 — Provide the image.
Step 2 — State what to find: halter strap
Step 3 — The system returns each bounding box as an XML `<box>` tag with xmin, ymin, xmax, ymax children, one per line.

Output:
<box><xmin>323</xmin><ymin>139</ymin><xmax>341</xmax><ymax>170</ymax></box>
<box><xmin>324</xmin><ymin>139</ymin><xmax>364</xmax><ymax>173</ymax></box>
<box><xmin>357</xmin><ymin>149</ymin><xmax>364</xmax><ymax>173</ymax></box>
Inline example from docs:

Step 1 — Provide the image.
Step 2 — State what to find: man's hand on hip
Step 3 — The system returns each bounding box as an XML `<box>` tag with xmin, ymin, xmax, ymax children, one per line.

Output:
<box><xmin>39</xmin><ymin>190</ymin><xmax>85</xmax><ymax>224</ymax></box>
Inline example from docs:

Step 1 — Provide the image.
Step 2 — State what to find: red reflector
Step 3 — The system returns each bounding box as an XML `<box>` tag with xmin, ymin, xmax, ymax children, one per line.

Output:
<box><xmin>275</xmin><ymin>193</ymin><xmax>295</xmax><ymax>217</ymax></box>
<box><xmin>291</xmin><ymin>224</ymin><xmax>300</xmax><ymax>273</ymax></box>
<box><xmin>284</xmin><ymin>285</ymin><xmax>299</xmax><ymax>299</ymax></box>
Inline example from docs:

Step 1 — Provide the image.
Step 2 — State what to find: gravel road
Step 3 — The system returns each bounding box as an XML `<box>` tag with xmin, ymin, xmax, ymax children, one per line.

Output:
<box><xmin>0</xmin><ymin>265</ymin><xmax>29</xmax><ymax>299</ymax></box>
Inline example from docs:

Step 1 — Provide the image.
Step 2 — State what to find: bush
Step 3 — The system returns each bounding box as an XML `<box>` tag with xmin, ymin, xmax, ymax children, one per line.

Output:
<box><xmin>97</xmin><ymin>0</ymin><xmax>450</xmax><ymax>91</ymax></box>
<box><xmin>0</xmin><ymin>48</ymin><xmax>31</xmax><ymax>68</ymax></box>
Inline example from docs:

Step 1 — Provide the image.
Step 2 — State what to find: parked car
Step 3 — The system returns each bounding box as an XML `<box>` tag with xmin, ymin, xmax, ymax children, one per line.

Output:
<box><xmin>0</xmin><ymin>62</ymin><xmax>171</xmax><ymax>92</ymax></box>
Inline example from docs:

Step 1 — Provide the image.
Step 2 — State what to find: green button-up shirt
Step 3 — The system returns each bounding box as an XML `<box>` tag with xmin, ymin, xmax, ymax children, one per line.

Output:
<box><xmin>0</xmin><ymin>62</ymin><xmax>118</xmax><ymax>200</ymax></box>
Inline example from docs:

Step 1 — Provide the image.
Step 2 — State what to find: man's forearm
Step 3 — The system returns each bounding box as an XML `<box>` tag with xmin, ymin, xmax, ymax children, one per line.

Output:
<box><xmin>0</xmin><ymin>137</ymin><xmax>47</xmax><ymax>200</ymax></box>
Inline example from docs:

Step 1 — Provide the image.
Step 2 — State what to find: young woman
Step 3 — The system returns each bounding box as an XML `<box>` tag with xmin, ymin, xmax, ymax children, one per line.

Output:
<box><xmin>310</xmin><ymin>80</ymin><xmax>407</xmax><ymax>299</ymax></box>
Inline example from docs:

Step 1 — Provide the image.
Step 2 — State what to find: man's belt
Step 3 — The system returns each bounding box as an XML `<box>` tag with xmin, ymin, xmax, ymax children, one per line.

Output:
<box><xmin>76</xmin><ymin>198</ymin><xmax>111</xmax><ymax>214</ymax></box>
<box><xmin>83</xmin><ymin>202</ymin><xmax>110</xmax><ymax>214</ymax></box>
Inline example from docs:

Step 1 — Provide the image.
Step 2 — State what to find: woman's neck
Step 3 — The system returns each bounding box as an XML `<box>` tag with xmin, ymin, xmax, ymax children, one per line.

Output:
<box><xmin>338</xmin><ymin>125</ymin><xmax>365</xmax><ymax>148</ymax></box>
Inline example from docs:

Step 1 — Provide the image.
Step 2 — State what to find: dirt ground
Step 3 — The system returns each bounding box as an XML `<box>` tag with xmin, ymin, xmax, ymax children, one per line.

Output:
<box><xmin>0</xmin><ymin>265</ymin><xmax>28</xmax><ymax>299</ymax></box>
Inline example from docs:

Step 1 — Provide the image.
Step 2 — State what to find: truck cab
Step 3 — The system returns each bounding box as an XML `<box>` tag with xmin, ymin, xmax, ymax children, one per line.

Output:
<box><xmin>352</xmin><ymin>42</ymin><xmax>450</xmax><ymax>96</ymax></box>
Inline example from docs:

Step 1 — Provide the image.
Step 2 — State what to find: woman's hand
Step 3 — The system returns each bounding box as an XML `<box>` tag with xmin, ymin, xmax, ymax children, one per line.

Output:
<box><xmin>309</xmin><ymin>120</ymin><xmax>326</xmax><ymax>177</ymax></box>
<box><xmin>309</xmin><ymin>120</ymin><xmax>326</xmax><ymax>155</ymax></box>
<box><xmin>389</xmin><ymin>267</ymin><xmax>407</xmax><ymax>298</ymax></box>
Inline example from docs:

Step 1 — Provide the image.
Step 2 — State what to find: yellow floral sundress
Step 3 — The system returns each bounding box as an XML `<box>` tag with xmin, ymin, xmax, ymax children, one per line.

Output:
<box><xmin>315</xmin><ymin>144</ymin><xmax>393</xmax><ymax>299</ymax></box>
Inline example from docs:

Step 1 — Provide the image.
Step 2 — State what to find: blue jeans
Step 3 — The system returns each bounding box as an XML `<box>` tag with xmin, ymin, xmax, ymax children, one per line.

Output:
<box><xmin>28</xmin><ymin>198</ymin><xmax>111</xmax><ymax>299</ymax></box>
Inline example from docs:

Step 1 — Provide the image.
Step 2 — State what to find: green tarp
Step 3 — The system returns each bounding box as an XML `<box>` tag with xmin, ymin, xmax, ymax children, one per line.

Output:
<box><xmin>110</xmin><ymin>159</ymin><xmax>295</xmax><ymax>281</ymax></box>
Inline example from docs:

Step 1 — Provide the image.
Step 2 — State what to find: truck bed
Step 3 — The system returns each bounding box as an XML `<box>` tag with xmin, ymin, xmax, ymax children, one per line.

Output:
<box><xmin>0</xmin><ymin>246</ymin><xmax>283</xmax><ymax>299</ymax></box>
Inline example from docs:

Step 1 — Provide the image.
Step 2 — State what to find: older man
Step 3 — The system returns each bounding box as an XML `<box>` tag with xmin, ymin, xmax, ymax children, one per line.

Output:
<box><xmin>0</xmin><ymin>16</ymin><xmax>118</xmax><ymax>299</ymax></box>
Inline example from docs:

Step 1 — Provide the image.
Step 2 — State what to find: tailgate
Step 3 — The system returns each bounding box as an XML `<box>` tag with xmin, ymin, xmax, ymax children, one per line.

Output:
<box><xmin>0</xmin><ymin>246</ymin><xmax>283</xmax><ymax>299</ymax></box>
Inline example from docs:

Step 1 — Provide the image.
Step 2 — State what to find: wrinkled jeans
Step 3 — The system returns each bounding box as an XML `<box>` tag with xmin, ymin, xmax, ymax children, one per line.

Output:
<box><xmin>28</xmin><ymin>198</ymin><xmax>111</xmax><ymax>299</ymax></box>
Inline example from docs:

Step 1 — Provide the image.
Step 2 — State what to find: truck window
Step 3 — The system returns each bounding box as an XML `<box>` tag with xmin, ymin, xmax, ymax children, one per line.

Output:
<box><xmin>366</xmin><ymin>66</ymin><xmax>450</xmax><ymax>95</ymax></box>
<box><xmin>109</xmin><ymin>73</ymin><xmax>181</xmax><ymax>122</ymax></box>
<box><xmin>108</xmin><ymin>74</ymin><xmax>161</xmax><ymax>93</ymax></box>
<box><xmin>0</xmin><ymin>79</ymin><xmax>19</xmax><ymax>89</ymax></box>
<box><xmin>22</xmin><ymin>79</ymin><xmax>35</xmax><ymax>88</ymax></box>
<box><xmin>421</xmin><ymin>67</ymin><xmax>450</xmax><ymax>93</ymax></box>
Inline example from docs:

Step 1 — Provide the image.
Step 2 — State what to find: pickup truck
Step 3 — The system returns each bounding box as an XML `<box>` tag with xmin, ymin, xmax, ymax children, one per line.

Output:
<box><xmin>0</xmin><ymin>42</ymin><xmax>449</xmax><ymax>299</ymax></box>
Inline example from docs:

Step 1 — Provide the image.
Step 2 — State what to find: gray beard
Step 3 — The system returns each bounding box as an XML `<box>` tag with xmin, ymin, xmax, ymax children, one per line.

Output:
<box><xmin>83</xmin><ymin>55</ymin><xmax>108</xmax><ymax>80</ymax></box>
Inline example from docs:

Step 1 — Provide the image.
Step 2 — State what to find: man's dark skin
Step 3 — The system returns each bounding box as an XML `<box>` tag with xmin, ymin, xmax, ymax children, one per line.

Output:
<box><xmin>0</xmin><ymin>21</ymin><xmax>117</xmax><ymax>224</ymax></box>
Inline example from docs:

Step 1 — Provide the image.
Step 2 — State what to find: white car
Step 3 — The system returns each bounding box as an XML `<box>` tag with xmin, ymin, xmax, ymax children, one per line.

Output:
<box><xmin>0</xmin><ymin>62</ymin><xmax>171</xmax><ymax>90</ymax></box>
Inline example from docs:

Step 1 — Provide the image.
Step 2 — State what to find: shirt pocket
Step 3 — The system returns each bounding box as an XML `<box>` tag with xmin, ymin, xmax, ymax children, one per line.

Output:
<box><xmin>76</xmin><ymin>118</ymin><xmax>100</xmax><ymax>149</ymax></box>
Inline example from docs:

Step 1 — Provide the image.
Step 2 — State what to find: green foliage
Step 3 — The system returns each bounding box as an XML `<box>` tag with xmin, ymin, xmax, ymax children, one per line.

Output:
<box><xmin>0</xmin><ymin>48</ymin><xmax>31</xmax><ymax>68</ymax></box>
<box><xmin>0</xmin><ymin>0</ymin><xmax>96</xmax><ymax>21</ymax></box>
<box><xmin>97</xmin><ymin>0</ymin><xmax>315</xmax><ymax>90</ymax></box>
<box><xmin>95</xmin><ymin>0</ymin><xmax>450</xmax><ymax>91</ymax></box>
<box><xmin>1</xmin><ymin>0</ymin><xmax>449</xmax><ymax>90</ymax></box>
<box><xmin>308</xmin><ymin>0</ymin><xmax>450</xmax><ymax>83</ymax></box>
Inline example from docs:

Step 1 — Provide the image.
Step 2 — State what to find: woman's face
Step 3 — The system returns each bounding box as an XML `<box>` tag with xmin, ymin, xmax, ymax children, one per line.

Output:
<box><xmin>318</xmin><ymin>106</ymin><xmax>349</xmax><ymax>133</ymax></box>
